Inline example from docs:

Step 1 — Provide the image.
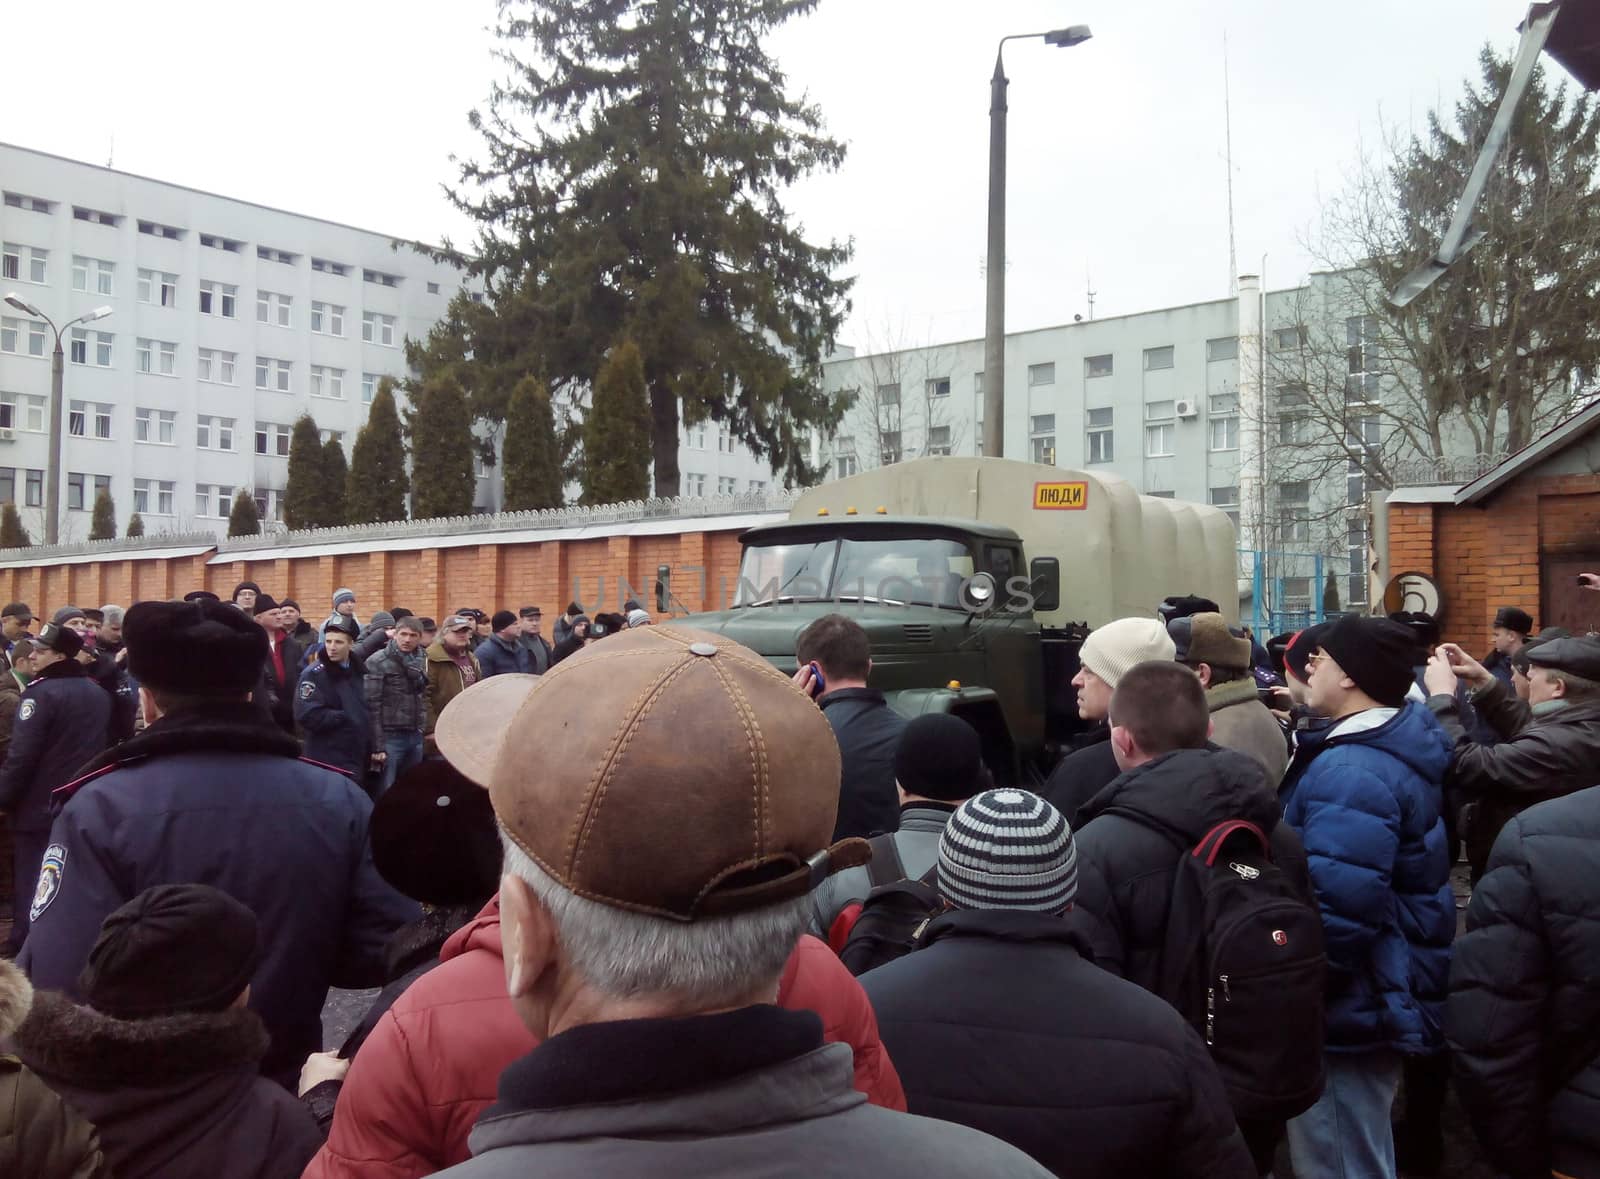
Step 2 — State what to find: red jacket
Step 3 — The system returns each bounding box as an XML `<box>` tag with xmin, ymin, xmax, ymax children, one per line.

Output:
<box><xmin>305</xmin><ymin>900</ymin><xmax>904</xmax><ymax>1179</ymax></box>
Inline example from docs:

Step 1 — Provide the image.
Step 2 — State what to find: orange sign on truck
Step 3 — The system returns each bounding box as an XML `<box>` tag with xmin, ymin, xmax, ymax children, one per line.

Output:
<box><xmin>1032</xmin><ymin>481</ymin><xmax>1088</xmax><ymax>510</ymax></box>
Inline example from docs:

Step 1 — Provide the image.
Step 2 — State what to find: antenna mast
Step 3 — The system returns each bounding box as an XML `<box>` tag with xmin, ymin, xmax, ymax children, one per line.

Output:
<box><xmin>1223</xmin><ymin>33</ymin><xmax>1238</xmax><ymax>295</ymax></box>
<box><xmin>1086</xmin><ymin>271</ymin><xmax>1097</xmax><ymax>320</ymax></box>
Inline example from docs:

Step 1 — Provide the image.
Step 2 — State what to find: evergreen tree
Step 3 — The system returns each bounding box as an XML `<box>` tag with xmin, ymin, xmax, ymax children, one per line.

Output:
<box><xmin>0</xmin><ymin>503</ymin><xmax>30</xmax><ymax>549</ymax></box>
<box><xmin>228</xmin><ymin>489</ymin><xmax>261</xmax><ymax>537</ymax></box>
<box><xmin>346</xmin><ymin>379</ymin><xmax>411</xmax><ymax>524</ymax></box>
<box><xmin>581</xmin><ymin>342</ymin><xmax>653</xmax><ymax>505</ymax></box>
<box><xmin>322</xmin><ymin>438</ymin><xmax>349</xmax><ymax>527</ymax></box>
<box><xmin>125</xmin><ymin>513</ymin><xmax>145</xmax><ymax>538</ymax></box>
<box><xmin>1322</xmin><ymin>570</ymin><xmax>1341</xmax><ymax>618</ymax></box>
<box><xmin>285</xmin><ymin>415</ymin><xmax>326</xmax><ymax>530</ymax></box>
<box><xmin>88</xmin><ymin>487</ymin><xmax>116</xmax><ymax>541</ymax></box>
<box><xmin>502</xmin><ymin>375</ymin><xmax>564</xmax><ymax>511</ymax></box>
<box><xmin>407</xmin><ymin>375</ymin><xmax>478</xmax><ymax>519</ymax></box>
<box><xmin>413</xmin><ymin>0</ymin><xmax>851</xmax><ymax>494</ymax></box>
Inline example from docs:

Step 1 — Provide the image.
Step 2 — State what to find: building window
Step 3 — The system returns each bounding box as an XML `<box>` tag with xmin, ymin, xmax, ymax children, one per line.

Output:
<box><xmin>254</xmin><ymin>421</ymin><xmax>292</xmax><ymax>456</ymax></box>
<box><xmin>2</xmin><ymin>394</ymin><xmax>45</xmax><ymax>433</ymax></box>
<box><xmin>137</xmin><ymin>219</ymin><xmax>183</xmax><ymax>240</ymax></box>
<box><xmin>748</xmin><ymin>479</ymin><xmax>767</xmax><ymax>492</ymax></box>
<box><xmin>426</xmin><ymin>281</ymin><xmax>440</xmax><ymax>294</ymax></box>
<box><xmin>311</xmin><ymin>257</ymin><xmax>349</xmax><ymax>276</ymax></box>
<box><xmin>72</xmin><ymin>206</ymin><xmax>121</xmax><ymax>227</ymax></box>
<box><xmin>1347</xmin><ymin>520</ymin><xmax>1370</xmax><ymax>607</ymax></box>
<box><xmin>195</xmin><ymin>484</ymin><xmax>234</xmax><ymax>518</ymax></box>
<box><xmin>196</xmin><ymin>415</ymin><xmax>235</xmax><ymax>451</ymax></box>
<box><xmin>880</xmin><ymin>431</ymin><xmax>903</xmax><ymax>465</ymax></box>
<box><xmin>310</xmin><ymin>365</ymin><xmax>345</xmax><ymax>399</ymax></box>
<box><xmin>1084</xmin><ymin>355</ymin><xmax>1113</xmax><ymax>379</ymax></box>
<box><xmin>256</xmin><ymin>357</ymin><xmax>292</xmax><ymax>392</ymax></box>
<box><xmin>71</xmin><ymin>255</ymin><xmax>115</xmax><ymax>296</ymax></box>
<box><xmin>68</xmin><ymin>473</ymin><xmax>86</xmax><ymax>511</ymax></box>
<box><xmin>70</xmin><ymin>328</ymin><xmax>113</xmax><ymax>367</ymax></box>
<box><xmin>834</xmin><ymin>454</ymin><xmax>859</xmax><ymax>478</ymax></box>
<box><xmin>1206</xmin><ymin>336</ymin><xmax>1239</xmax><ymax>362</ymax></box>
<box><xmin>257</xmin><ymin>246</ymin><xmax>297</xmax><ymax>265</ymax></box>
<box><xmin>135</xmin><ymin>338</ymin><xmax>178</xmax><ymax>376</ymax></box>
<box><xmin>1086</xmin><ymin>407</ymin><xmax>1114</xmax><ymax>463</ymax></box>
<box><xmin>926</xmin><ymin>425</ymin><xmax>953</xmax><ymax>456</ymax></box>
<box><xmin>0</xmin><ymin>468</ymin><xmax>13</xmax><ymax>504</ymax></box>
<box><xmin>24</xmin><ymin>469</ymin><xmax>42</xmax><ymax>507</ymax></box>
<box><xmin>1029</xmin><ymin>362</ymin><xmax>1058</xmax><ymax>386</ymax></box>
<box><xmin>197</xmin><ymin>348</ymin><xmax>237</xmax><ymax>384</ymax></box>
<box><xmin>1281</xmin><ymin>577</ymin><xmax>1313</xmax><ymax>613</ymax></box>
<box><xmin>1</xmin><ymin>317</ymin><xmax>48</xmax><ymax>358</ymax></box>
<box><xmin>257</xmin><ymin>291</ymin><xmax>293</xmax><ymax>328</ymax></box>
<box><xmin>361</xmin><ymin>312</ymin><xmax>396</xmax><ymax>346</ymax></box>
<box><xmin>1278</xmin><ymin>481</ymin><xmax>1311</xmax><ymax>543</ymax></box>
<box><xmin>2</xmin><ymin>242</ymin><xmax>48</xmax><ymax>284</ymax></box>
<box><xmin>876</xmin><ymin>382</ymin><xmax>900</xmax><ymax>406</ymax></box>
<box><xmin>311</xmin><ymin>301</ymin><xmax>345</xmax><ymax>336</ymax></box>
<box><xmin>1030</xmin><ymin>414</ymin><xmax>1056</xmax><ymax>465</ymax></box>
<box><xmin>199</xmin><ymin>233</ymin><xmax>243</xmax><ymax>253</ymax></box>
<box><xmin>4</xmin><ymin>192</ymin><xmax>55</xmax><ymax>214</ymax></box>
<box><xmin>717</xmin><ymin>475</ymin><xmax>738</xmax><ymax>495</ymax></box>
<box><xmin>135</xmin><ymin>408</ymin><xmax>177</xmax><ymax>444</ymax></box>
<box><xmin>1143</xmin><ymin>345</ymin><xmax>1175</xmax><ymax>371</ymax></box>
<box><xmin>363</xmin><ymin>269</ymin><xmax>401</xmax><ymax>287</ymax></box>
<box><xmin>1144</xmin><ymin>401</ymin><xmax>1175</xmax><ymax>457</ymax></box>
<box><xmin>1346</xmin><ymin>315</ymin><xmax>1381</xmax><ymax>403</ymax></box>
<box><xmin>1208</xmin><ymin>486</ymin><xmax>1241</xmax><ymax>531</ymax></box>
<box><xmin>199</xmin><ymin>281</ymin><xmax>238</xmax><ymax>318</ymax></box>
<box><xmin>137</xmin><ymin>269</ymin><xmax>178</xmax><ymax>307</ymax></box>
<box><xmin>925</xmin><ymin>377</ymin><xmax>951</xmax><ymax>398</ymax></box>
<box><xmin>1208</xmin><ymin>392</ymin><xmax>1239</xmax><ymax>451</ymax></box>
<box><xmin>1346</xmin><ymin>457</ymin><xmax>1368</xmax><ymax>508</ymax></box>
<box><xmin>361</xmin><ymin>372</ymin><xmax>379</xmax><ymax>403</ymax></box>
<box><xmin>1274</xmin><ymin>325</ymin><xmax>1308</xmax><ymax>350</ymax></box>
<box><xmin>320</xmin><ymin>429</ymin><xmax>344</xmax><ymax>447</ymax></box>
<box><xmin>68</xmin><ymin>402</ymin><xmax>85</xmax><ymax>437</ymax></box>
<box><xmin>684</xmin><ymin>472</ymin><xmax>707</xmax><ymax>496</ymax></box>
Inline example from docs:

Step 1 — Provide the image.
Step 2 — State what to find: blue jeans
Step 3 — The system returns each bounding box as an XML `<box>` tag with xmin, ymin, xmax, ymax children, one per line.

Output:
<box><xmin>379</xmin><ymin>731</ymin><xmax>424</xmax><ymax>795</ymax></box>
<box><xmin>1286</xmin><ymin>1049</ymin><xmax>1402</xmax><ymax>1179</ymax></box>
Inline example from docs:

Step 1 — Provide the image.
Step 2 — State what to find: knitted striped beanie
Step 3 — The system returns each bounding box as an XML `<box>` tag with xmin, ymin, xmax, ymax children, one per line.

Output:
<box><xmin>937</xmin><ymin>789</ymin><xmax>1078</xmax><ymax>913</ymax></box>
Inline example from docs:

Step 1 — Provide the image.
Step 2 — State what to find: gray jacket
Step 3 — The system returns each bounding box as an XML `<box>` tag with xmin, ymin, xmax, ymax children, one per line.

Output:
<box><xmin>442</xmin><ymin>1040</ymin><xmax>1049</xmax><ymax>1178</ymax></box>
<box><xmin>363</xmin><ymin>642</ymin><xmax>427</xmax><ymax>735</ymax></box>
<box><xmin>1205</xmin><ymin>679</ymin><xmax>1289</xmax><ymax>786</ymax></box>
<box><xmin>810</xmin><ymin>803</ymin><xmax>955</xmax><ymax>936</ymax></box>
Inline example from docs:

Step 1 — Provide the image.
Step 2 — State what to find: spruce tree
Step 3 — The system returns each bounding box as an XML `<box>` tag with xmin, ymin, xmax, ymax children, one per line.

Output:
<box><xmin>407</xmin><ymin>375</ymin><xmax>478</xmax><ymax>519</ymax></box>
<box><xmin>285</xmin><ymin>415</ymin><xmax>325</xmax><ymax>530</ymax></box>
<box><xmin>88</xmin><ymin>487</ymin><xmax>116</xmax><ymax>541</ymax></box>
<box><xmin>125</xmin><ymin>513</ymin><xmax>145</xmax><ymax>538</ymax></box>
<box><xmin>346</xmin><ymin>379</ymin><xmax>411</xmax><ymax>524</ymax></box>
<box><xmin>417</xmin><ymin>0</ymin><xmax>851</xmax><ymax>493</ymax></box>
<box><xmin>1322</xmin><ymin>570</ymin><xmax>1342</xmax><ymax>618</ymax></box>
<box><xmin>321</xmin><ymin>438</ymin><xmax>349</xmax><ymax>527</ymax></box>
<box><xmin>0</xmin><ymin>503</ymin><xmax>30</xmax><ymax>548</ymax></box>
<box><xmin>228</xmin><ymin>489</ymin><xmax>261</xmax><ymax>537</ymax></box>
<box><xmin>581</xmin><ymin>341</ymin><xmax>652</xmax><ymax>505</ymax></box>
<box><xmin>503</xmin><ymin>375</ymin><xmax>564</xmax><ymax>511</ymax></box>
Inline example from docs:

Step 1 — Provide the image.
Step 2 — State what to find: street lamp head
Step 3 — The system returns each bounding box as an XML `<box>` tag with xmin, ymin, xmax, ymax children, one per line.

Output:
<box><xmin>4</xmin><ymin>293</ymin><xmax>41</xmax><ymax>317</ymax></box>
<box><xmin>1045</xmin><ymin>25</ymin><xmax>1093</xmax><ymax>48</ymax></box>
<box><xmin>84</xmin><ymin>305</ymin><xmax>114</xmax><ymax>322</ymax></box>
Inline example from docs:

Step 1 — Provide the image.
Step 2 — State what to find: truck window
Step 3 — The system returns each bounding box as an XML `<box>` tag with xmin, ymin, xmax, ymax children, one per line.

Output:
<box><xmin>734</xmin><ymin>541</ymin><xmax>838</xmax><ymax>605</ymax></box>
<box><xmin>833</xmin><ymin>538</ymin><xmax>974</xmax><ymax>608</ymax></box>
<box><xmin>986</xmin><ymin>546</ymin><xmax>1018</xmax><ymax>601</ymax></box>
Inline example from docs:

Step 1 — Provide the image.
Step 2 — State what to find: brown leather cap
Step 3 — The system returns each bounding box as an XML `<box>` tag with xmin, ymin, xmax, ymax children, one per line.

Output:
<box><xmin>435</xmin><ymin>624</ymin><xmax>868</xmax><ymax>922</ymax></box>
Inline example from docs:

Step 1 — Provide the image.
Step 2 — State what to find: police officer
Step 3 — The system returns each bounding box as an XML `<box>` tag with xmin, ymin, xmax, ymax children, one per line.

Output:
<box><xmin>296</xmin><ymin>616</ymin><xmax>372</xmax><ymax>779</ymax></box>
<box><xmin>0</xmin><ymin>619</ymin><xmax>110</xmax><ymax>954</ymax></box>
<box><xmin>54</xmin><ymin>605</ymin><xmax>136</xmax><ymax>746</ymax></box>
<box><xmin>17</xmin><ymin>599</ymin><xmax>416</xmax><ymax>1087</ymax></box>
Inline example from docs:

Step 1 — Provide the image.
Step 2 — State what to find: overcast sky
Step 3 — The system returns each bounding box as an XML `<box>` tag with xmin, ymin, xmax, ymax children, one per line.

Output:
<box><xmin>2</xmin><ymin>0</ymin><xmax>1549</xmax><ymax>352</ymax></box>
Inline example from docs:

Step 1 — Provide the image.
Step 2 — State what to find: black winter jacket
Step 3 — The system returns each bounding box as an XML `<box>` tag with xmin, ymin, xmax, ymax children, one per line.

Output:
<box><xmin>16</xmin><ymin>990</ymin><xmax>321</xmax><ymax>1179</ymax></box>
<box><xmin>0</xmin><ymin>660</ymin><xmax>110</xmax><ymax>832</ymax></box>
<box><xmin>295</xmin><ymin>658</ymin><xmax>372</xmax><ymax>777</ymax></box>
<box><xmin>475</xmin><ymin>635</ymin><xmax>531</xmax><ymax>678</ymax></box>
<box><xmin>1070</xmin><ymin>747</ymin><xmax>1313</xmax><ymax>996</ymax></box>
<box><xmin>818</xmin><ymin>687</ymin><xmax>905</xmax><ymax>840</ymax></box>
<box><xmin>861</xmin><ymin>909</ymin><xmax>1254</xmax><ymax>1179</ymax></box>
<box><xmin>86</xmin><ymin>650</ymin><xmax>136</xmax><ymax>746</ymax></box>
<box><xmin>1038</xmin><ymin>731</ymin><xmax>1121</xmax><ymax>827</ymax></box>
<box><xmin>1448</xmin><ymin>786</ymin><xmax>1600</xmax><ymax>1179</ymax></box>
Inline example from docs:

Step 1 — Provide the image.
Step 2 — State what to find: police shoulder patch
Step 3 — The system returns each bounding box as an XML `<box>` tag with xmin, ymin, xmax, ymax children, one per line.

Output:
<box><xmin>30</xmin><ymin>843</ymin><xmax>66</xmax><ymax>922</ymax></box>
<box><xmin>299</xmin><ymin>679</ymin><xmax>317</xmax><ymax>699</ymax></box>
<box><xmin>17</xmin><ymin>698</ymin><xmax>35</xmax><ymax>722</ymax></box>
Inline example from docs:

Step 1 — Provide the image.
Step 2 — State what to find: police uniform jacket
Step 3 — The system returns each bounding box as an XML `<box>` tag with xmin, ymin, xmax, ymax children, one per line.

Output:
<box><xmin>0</xmin><ymin>660</ymin><xmax>110</xmax><ymax>833</ymax></box>
<box><xmin>295</xmin><ymin>658</ymin><xmax>372</xmax><ymax>778</ymax></box>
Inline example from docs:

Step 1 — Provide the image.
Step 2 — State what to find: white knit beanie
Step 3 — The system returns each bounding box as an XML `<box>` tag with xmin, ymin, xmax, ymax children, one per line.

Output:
<box><xmin>1079</xmin><ymin>617</ymin><xmax>1177</xmax><ymax>686</ymax></box>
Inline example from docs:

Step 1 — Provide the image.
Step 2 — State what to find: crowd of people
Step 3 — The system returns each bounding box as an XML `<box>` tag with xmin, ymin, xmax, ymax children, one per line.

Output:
<box><xmin>0</xmin><ymin>577</ymin><xmax>1595</xmax><ymax>1179</ymax></box>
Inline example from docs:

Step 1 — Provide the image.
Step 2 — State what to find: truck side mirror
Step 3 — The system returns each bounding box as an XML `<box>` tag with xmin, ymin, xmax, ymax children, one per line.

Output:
<box><xmin>1029</xmin><ymin>557</ymin><xmax>1060</xmax><ymax>613</ymax></box>
<box><xmin>655</xmin><ymin>565</ymin><xmax>671</xmax><ymax>614</ymax></box>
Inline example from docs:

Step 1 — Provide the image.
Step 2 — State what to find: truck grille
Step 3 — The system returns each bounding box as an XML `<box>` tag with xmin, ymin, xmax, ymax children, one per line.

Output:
<box><xmin>902</xmin><ymin>624</ymin><xmax>933</xmax><ymax>643</ymax></box>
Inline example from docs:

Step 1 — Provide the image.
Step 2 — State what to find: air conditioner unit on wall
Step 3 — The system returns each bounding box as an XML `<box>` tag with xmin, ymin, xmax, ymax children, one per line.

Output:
<box><xmin>1175</xmin><ymin>399</ymin><xmax>1199</xmax><ymax>419</ymax></box>
<box><xmin>0</xmin><ymin>428</ymin><xmax>15</xmax><ymax>442</ymax></box>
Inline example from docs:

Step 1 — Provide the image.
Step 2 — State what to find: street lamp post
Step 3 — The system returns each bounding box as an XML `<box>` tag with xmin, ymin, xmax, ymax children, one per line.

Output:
<box><xmin>3</xmin><ymin>295</ymin><xmax>113</xmax><ymax>545</ymax></box>
<box><xmin>983</xmin><ymin>25</ymin><xmax>1092</xmax><ymax>458</ymax></box>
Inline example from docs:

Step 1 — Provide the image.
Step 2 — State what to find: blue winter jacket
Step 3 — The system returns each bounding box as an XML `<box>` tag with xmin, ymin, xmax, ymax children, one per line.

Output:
<box><xmin>475</xmin><ymin>635</ymin><xmax>531</xmax><ymax>678</ymax></box>
<box><xmin>295</xmin><ymin>658</ymin><xmax>371</xmax><ymax>777</ymax></box>
<box><xmin>1279</xmin><ymin>701</ymin><xmax>1455</xmax><ymax>1055</ymax></box>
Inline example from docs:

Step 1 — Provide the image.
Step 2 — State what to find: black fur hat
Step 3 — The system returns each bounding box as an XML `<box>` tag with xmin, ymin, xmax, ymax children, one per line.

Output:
<box><xmin>125</xmin><ymin>599</ymin><xmax>269</xmax><ymax>695</ymax></box>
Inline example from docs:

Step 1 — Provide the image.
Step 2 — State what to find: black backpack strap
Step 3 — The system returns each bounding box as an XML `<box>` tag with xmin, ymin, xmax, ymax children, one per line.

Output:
<box><xmin>864</xmin><ymin>833</ymin><xmax>907</xmax><ymax>888</ymax></box>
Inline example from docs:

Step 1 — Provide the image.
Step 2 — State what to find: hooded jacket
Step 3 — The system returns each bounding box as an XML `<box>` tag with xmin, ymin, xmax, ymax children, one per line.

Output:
<box><xmin>1071</xmin><ymin>747</ymin><xmax>1312</xmax><ymax>996</ymax></box>
<box><xmin>15</xmin><ymin>988</ymin><xmax>321</xmax><ymax>1179</ymax></box>
<box><xmin>861</xmin><ymin>909</ymin><xmax>1254</xmax><ymax>1179</ymax></box>
<box><xmin>1279</xmin><ymin>701</ymin><xmax>1455</xmax><ymax>1055</ymax></box>
<box><xmin>1447</xmin><ymin>787</ymin><xmax>1600</xmax><ymax>1179</ymax></box>
<box><xmin>1429</xmin><ymin>676</ymin><xmax>1600</xmax><ymax>876</ymax></box>
<box><xmin>424</xmin><ymin>640</ymin><xmax>480</xmax><ymax>735</ymax></box>
<box><xmin>17</xmin><ymin>702</ymin><xmax>418</xmax><ymax>1087</ymax></box>
<box><xmin>1204</xmin><ymin>678</ymin><xmax>1289</xmax><ymax>785</ymax></box>
<box><xmin>0</xmin><ymin>959</ymin><xmax>111</xmax><ymax>1179</ymax></box>
<box><xmin>303</xmin><ymin>901</ymin><xmax>906</xmax><ymax>1179</ymax></box>
<box><xmin>0</xmin><ymin>658</ymin><xmax>111</xmax><ymax>832</ymax></box>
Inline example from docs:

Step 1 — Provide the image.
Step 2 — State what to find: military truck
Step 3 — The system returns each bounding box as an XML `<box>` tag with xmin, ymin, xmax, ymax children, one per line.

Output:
<box><xmin>667</xmin><ymin>457</ymin><xmax>1236</xmax><ymax>781</ymax></box>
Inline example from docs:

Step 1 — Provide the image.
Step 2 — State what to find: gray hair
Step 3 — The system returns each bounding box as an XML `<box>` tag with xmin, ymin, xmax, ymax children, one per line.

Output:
<box><xmin>99</xmin><ymin>605</ymin><xmax>124</xmax><ymax>626</ymax></box>
<box><xmin>499</xmin><ymin>832</ymin><xmax>807</xmax><ymax>1007</ymax></box>
<box><xmin>1547</xmin><ymin>669</ymin><xmax>1600</xmax><ymax>702</ymax></box>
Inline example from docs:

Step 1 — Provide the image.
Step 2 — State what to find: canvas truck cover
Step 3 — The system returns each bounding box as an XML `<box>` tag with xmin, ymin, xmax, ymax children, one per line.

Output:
<box><xmin>790</xmin><ymin>457</ymin><xmax>1238</xmax><ymax>629</ymax></box>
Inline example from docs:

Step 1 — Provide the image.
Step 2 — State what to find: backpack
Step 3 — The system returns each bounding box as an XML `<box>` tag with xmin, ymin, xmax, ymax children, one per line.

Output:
<box><xmin>1156</xmin><ymin>819</ymin><xmax>1327</xmax><ymax>1124</ymax></box>
<box><xmin>834</xmin><ymin>833</ymin><xmax>947</xmax><ymax>977</ymax></box>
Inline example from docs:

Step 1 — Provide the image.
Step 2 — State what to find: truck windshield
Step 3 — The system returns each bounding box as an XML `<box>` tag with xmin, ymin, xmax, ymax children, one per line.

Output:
<box><xmin>734</xmin><ymin>537</ymin><xmax>976</xmax><ymax>609</ymax></box>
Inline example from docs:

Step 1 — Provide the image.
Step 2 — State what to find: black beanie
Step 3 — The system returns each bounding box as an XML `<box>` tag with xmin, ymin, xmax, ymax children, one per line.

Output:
<box><xmin>231</xmin><ymin>581</ymin><xmax>261</xmax><ymax>603</ymax></box>
<box><xmin>125</xmin><ymin>600</ymin><xmax>269</xmax><ymax>696</ymax></box>
<box><xmin>79</xmin><ymin>884</ymin><xmax>261</xmax><ymax>1019</ymax></box>
<box><xmin>371</xmin><ymin>761</ymin><xmax>501</xmax><ymax>906</ymax></box>
<box><xmin>491</xmin><ymin>609</ymin><xmax>518</xmax><ymax>633</ymax></box>
<box><xmin>894</xmin><ymin>713</ymin><xmax>986</xmax><ymax>801</ymax></box>
<box><xmin>251</xmin><ymin>594</ymin><xmax>280</xmax><ymax>616</ymax></box>
<box><xmin>1319</xmin><ymin>616</ymin><xmax>1417</xmax><ymax>707</ymax></box>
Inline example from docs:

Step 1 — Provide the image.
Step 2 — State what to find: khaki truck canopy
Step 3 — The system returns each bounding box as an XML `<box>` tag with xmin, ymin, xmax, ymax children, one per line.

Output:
<box><xmin>791</xmin><ymin>457</ymin><xmax>1237</xmax><ymax>629</ymax></box>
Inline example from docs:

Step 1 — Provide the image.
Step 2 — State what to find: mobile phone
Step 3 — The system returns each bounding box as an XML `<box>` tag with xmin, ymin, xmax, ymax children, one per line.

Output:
<box><xmin>808</xmin><ymin>661</ymin><xmax>826</xmax><ymax>696</ymax></box>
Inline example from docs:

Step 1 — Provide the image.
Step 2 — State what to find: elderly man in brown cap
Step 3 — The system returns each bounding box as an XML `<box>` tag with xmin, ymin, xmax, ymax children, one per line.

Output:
<box><xmin>429</xmin><ymin>625</ymin><xmax>1049</xmax><ymax>1178</ymax></box>
<box><xmin>1170</xmin><ymin>611</ymin><xmax>1289</xmax><ymax>784</ymax></box>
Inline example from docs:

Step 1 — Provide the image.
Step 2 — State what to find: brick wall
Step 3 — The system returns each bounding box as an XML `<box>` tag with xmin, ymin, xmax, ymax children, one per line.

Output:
<box><xmin>1386</xmin><ymin>471</ymin><xmax>1600</xmax><ymax>650</ymax></box>
<box><xmin>0</xmin><ymin>521</ymin><xmax>756</xmax><ymax>623</ymax></box>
